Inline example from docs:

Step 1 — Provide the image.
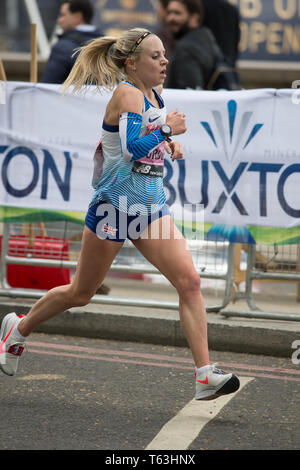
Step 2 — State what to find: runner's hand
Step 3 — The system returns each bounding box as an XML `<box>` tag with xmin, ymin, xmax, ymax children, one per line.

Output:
<box><xmin>166</xmin><ymin>110</ymin><xmax>186</xmax><ymax>136</ymax></box>
<box><xmin>165</xmin><ymin>141</ymin><xmax>184</xmax><ymax>160</ymax></box>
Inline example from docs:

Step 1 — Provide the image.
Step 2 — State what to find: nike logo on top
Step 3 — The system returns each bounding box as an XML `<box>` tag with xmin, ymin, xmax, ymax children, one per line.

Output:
<box><xmin>149</xmin><ymin>116</ymin><xmax>159</xmax><ymax>123</ymax></box>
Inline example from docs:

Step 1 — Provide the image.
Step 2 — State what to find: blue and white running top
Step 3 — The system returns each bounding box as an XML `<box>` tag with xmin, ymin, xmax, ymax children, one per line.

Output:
<box><xmin>90</xmin><ymin>81</ymin><xmax>167</xmax><ymax>215</ymax></box>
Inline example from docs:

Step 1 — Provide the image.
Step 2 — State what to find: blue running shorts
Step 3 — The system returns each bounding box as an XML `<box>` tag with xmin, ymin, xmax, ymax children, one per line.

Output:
<box><xmin>85</xmin><ymin>200</ymin><xmax>170</xmax><ymax>242</ymax></box>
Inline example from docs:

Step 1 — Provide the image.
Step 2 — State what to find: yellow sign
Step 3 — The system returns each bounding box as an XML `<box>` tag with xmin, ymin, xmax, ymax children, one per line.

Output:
<box><xmin>228</xmin><ymin>0</ymin><xmax>300</xmax><ymax>60</ymax></box>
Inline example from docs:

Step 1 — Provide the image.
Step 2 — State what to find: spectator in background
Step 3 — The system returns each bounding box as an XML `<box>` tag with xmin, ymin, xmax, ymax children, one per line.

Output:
<box><xmin>165</xmin><ymin>0</ymin><xmax>221</xmax><ymax>90</ymax></box>
<box><xmin>155</xmin><ymin>0</ymin><xmax>176</xmax><ymax>62</ymax></box>
<box><xmin>202</xmin><ymin>0</ymin><xmax>240</xmax><ymax>67</ymax></box>
<box><xmin>165</xmin><ymin>0</ymin><xmax>241</xmax><ymax>90</ymax></box>
<box><xmin>42</xmin><ymin>0</ymin><xmax>102</xmax><ymax>84</ymax></box>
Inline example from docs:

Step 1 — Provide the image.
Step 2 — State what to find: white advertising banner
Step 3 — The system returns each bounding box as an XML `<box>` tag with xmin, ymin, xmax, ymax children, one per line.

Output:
<box><xmin>0</xmin><ymin>82</ymin><xmax>300</xmax><ymax>244</ymax></box>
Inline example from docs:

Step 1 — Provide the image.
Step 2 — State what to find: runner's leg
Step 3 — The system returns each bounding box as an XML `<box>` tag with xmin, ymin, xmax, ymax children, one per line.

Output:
<box><xmin>132</xmin><ymin>215</ymin><xmax>209</xmax><ymax>368</ymax></box>
<box><xmin>18</xmin><ymin>226</ymin><xmax>123</xmax><ymax>337</ymax></box>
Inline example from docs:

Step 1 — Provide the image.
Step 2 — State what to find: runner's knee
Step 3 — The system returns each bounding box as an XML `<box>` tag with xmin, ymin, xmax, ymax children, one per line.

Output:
<box><xmin>66</xmin><ymin>287</ymin><xmax>94</xmax><ymax>308</ymax></box>
<box><xmin>175</xmin><ymin>271</ymin><xmax>201</xmax><ymax>296</ymax></box>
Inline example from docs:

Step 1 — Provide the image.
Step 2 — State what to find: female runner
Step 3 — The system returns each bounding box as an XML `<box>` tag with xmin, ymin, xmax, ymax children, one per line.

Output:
<box><xmin>0</xmin><ymin>28</ymin><xmax>239</xmax><ymax>400</ymax></box>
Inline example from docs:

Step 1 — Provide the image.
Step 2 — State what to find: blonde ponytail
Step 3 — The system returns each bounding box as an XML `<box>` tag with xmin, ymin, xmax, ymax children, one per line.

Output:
<box><xmin>62</xmin><ymin>28</ymin><xmax>152</xmax><ymax>94</ymax></box>
<box><xmin>62</xmin><ymin>36</ymin><xmax>123</xmax><ymax>94</ymax></box>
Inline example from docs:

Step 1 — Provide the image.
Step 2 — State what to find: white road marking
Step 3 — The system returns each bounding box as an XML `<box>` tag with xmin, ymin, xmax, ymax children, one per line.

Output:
<box><xmin>17</xmin><ymin>374</ymin><xmax>66</xmax><ymax>381</ymax></box>
<box><xmin>146</xmin><ymin>376</ymin><xmax>254</xmax><ymax>450</ymax></box>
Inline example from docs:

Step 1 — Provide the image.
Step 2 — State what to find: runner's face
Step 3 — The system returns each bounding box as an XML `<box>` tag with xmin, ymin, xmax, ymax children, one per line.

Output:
<box><xmin>134</xmin><ymin>36</ymin><xmax>168</xmax><ymax>87</ymax></box>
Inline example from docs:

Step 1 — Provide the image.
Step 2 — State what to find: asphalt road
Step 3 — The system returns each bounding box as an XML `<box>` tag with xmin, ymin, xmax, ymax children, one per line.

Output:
<box><xmin>0</xmin><ymin>332</ymin><xmax>299</xmax><ymax>453</ymax></box>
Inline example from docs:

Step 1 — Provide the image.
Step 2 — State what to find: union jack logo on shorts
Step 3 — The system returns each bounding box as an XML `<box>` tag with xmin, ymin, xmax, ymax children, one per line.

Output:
<box><xmin>102</xmin><ymin>224</ymin><xmax>118</xmax><ymax>236</ymax></box>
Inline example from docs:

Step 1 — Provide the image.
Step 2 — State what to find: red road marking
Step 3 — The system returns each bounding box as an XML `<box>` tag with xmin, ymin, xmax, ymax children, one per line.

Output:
<box><xmin>26</xmin><ymin>340</ymin><xmax>300</xmax><ymax>382</ymax></box>
<box><xmin>27</xmin><ymin>341</ymin><xmax>300</xmax><ymax>374</ymax></box>
<box><xmin>218</xmin><ymin>361</ymin><xmax>300</xmax><ymax>376</ymax></box>
<box><xmin>27</xmin><ymin>340</ymin><xmax>190</xmax><ymax>363</ymax></box>
<box><xmin>27</xmin><ymin>348</ymin><xmax>192</xmax><ymax>370</ymax></box>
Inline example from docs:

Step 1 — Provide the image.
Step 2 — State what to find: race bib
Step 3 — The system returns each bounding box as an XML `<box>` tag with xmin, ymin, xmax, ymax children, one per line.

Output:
<box><xmin>132</xmin><ymin>139</ymin><xmax>165</xmax><ymax>177</ymax></box>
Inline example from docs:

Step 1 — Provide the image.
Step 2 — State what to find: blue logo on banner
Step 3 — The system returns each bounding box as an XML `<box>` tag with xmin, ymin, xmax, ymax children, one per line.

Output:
<box><xmin>163</xmin><ymin>98</ymin><xmax>300</xmax><ymax>244</ymax></box>
<box><xmin>200</xmin><ymin>100</ymin><xmax>264</xmax><ymax>161</ymax></box>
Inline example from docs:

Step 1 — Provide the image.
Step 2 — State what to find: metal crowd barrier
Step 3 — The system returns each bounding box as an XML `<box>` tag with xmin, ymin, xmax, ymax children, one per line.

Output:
<box><xmin>0</xmin><ymin>222</ymin><xmax>235</xmax><ymax>313</ymax></box>
<box><xmin>222</xmin><ymin>243</ymin><xmax>300</xmax><ymax>321</ymax></box>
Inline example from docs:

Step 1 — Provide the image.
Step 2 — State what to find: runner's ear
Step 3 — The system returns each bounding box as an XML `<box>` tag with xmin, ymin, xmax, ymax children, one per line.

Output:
<box><xmin>125</xmin><ymin>57</ymin><xmax>136</xmax><ymax>72</ymax></box>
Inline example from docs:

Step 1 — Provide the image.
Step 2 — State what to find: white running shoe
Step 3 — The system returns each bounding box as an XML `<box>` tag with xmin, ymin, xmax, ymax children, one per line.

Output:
<box><xmin>195</xmin><ymin>363</ymin><xmax>240</xmax><ymax>400</ymax></box>
<box><xmin>0</xmin><ymin>312</ymin><xmax>26</xmax><ymax>376</ymax></box>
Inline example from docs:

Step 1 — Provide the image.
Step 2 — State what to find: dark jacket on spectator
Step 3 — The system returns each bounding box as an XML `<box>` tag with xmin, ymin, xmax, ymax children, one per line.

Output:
<box><xmin>202</xmin><ymin>0</ymin><xmax>240</xmax><ymax>67</ymax></box>
<box><xmin>165</xmin><ymin>26</ymin><xmax>223</xmax><ymax>90</ymax></box>
<box><xmin>42</xmin><ymin>27</ymin><xmax>102</xmax><ymax>84</ymax></box>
